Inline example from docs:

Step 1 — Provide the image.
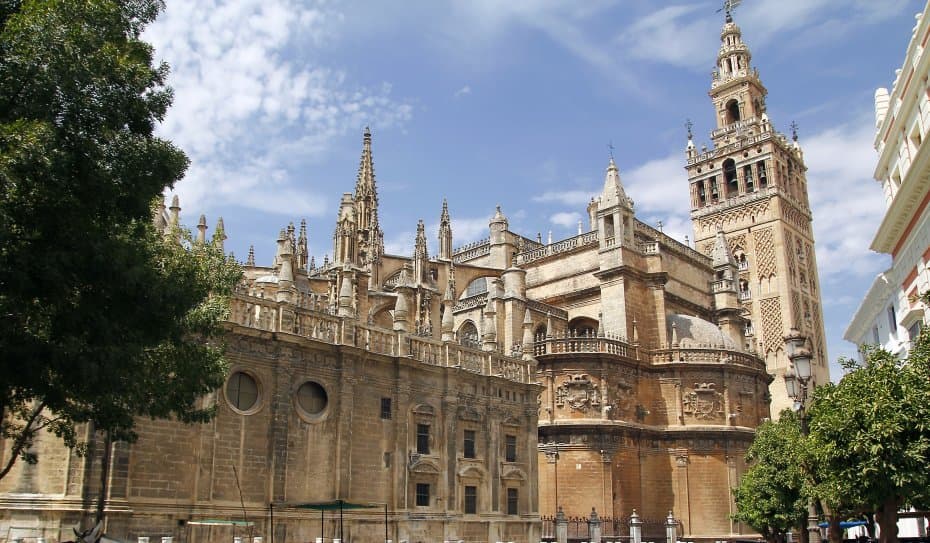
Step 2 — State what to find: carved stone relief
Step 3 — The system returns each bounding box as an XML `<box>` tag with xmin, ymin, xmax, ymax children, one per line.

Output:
<box><xmin>682</xmin><ymin>382</ymin><xmax>724</xmax><ymax>421</ymax></box>
<box><xmin>555</xmin><ymin>374</ymin><xmax>601</xmax><ymax>413</ymax></box>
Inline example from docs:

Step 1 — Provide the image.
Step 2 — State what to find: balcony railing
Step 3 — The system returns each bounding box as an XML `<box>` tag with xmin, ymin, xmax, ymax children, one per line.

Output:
<box><xmin>227</xmin><ymin>294</ymin><xmax>535</xmax><ymax>384</ymax></box>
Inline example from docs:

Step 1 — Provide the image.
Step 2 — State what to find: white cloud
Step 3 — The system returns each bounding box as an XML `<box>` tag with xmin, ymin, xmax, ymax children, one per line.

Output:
<box><xmin>147</xmin><ymin>0</ymin><xmax>411</xmax><ymax>217</ymax></box>
<box><xmin>550</xmin><ymin>211</ymin><xmax>582</xmax><ymax>228</ymax></box>
<box><xmin>454</xmin><ymin>85</ymin><xmax>472</xmax><ymax>98</ymax></box>
<box><xmin>802</xmin><ymin>115</ymin><xmax>890</xmax><ymax>280</ymax></box>
<box><xmin>616</xmin><ymin>0</ymin><xmax>911</xmax><ymax>70</ymax></box>
<box><xmin>533</xmin><ymin>190</ymin><xmax>598</xmax><ymax>206</ymax></box>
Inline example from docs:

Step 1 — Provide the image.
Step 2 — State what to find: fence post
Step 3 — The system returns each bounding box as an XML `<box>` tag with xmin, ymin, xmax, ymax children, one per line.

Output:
<box><xmin>630</xmin><ymin>509</ymin><xmax>643</xmax><ymax>543</ymax></box>
<box><xmin>555</xmin><ymin>506</ymin><xmax>568</xmax><ymax>543</ymax></box>
<box><xmin>589</xmin><ymin>508</ymin><xmax>602</xmax><ymax>543</ymax></box>
<box><xmin>665</xmin><ymin>511</ymin><xmax>678</xmax><ymax>543</ymax></box>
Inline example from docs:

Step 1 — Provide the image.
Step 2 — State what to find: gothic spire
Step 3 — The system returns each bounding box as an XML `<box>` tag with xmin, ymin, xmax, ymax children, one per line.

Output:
<box><xmin>438</xmin><ymin>198</ymin><xmax>453</xmax><ymax>260</ymax></box>
<box><xmin>711</xmin><ymin>226</ymin><xmax>737</xmax><ymax>269</ymax></box>
<box><xmin>297</xmin><ymin>218</ymin><xmax>308</xmax><ymax>271</ymax></box>
<box><xmin>599</xmin><ymin>157</ymin><xmax>632</xmax><ymax>210</ymax></box>
<box><xmin>356</xmin><ymin>126</ymin><xmax>377</xmax><ymax>200</ymax></box>
<box><xmin>414</xmin><ymin>219</ymin><xmax>428</xmax><ymax>260</ymax></box>
<box><xmin>196</xmin><ymin>214</ymin><xmax>207</xmax><ymax>244</ymax></box>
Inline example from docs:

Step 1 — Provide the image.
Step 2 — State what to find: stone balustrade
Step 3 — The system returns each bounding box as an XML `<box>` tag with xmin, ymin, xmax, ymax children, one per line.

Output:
<box><xmin>534</xmin><ymin>333</ymin><xmax>639</xmax><ymax>359</ymax></box>
<box><xmin>406</xmin><ymin>335</ymin><xmax>535</xmax><ymax>383</ymax></box>
<box><xmin>452</xmin><ymin>238</ymin><xmax>491</xmax><ymax>262</ymax></box>
<box><xmin>651</xmin><ymin>346</ymin><xmax>766</xmax><ymax>372</ymax></box>
<box><xmin>226</xmin><ymin>294</ymin><xmax>535</xmax><ymax>384</ymax></box>
<box><xmin>516</xmin><ymin>231</ymin><xmax>597</xmax><ymax>265</ymax></box>
<box><xmin>452</xmin><ymin>292</ymin><xmax>488</xmax><ymax>313</ymax></box>
<box><xmin>687</xmin><ymin>130</ymin><xmax>773</xmax><ymax>165</ymax></box>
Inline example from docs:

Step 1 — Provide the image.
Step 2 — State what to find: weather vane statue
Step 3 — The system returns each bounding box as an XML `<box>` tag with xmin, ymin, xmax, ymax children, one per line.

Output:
<box><xmin>717</xmin><ymin>0</ymin><xmax>742</xmax><ymax>22</ymax></box>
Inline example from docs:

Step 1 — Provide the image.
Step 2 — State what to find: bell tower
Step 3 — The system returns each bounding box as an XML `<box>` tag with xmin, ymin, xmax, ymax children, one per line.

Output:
<box><xmin>686</xmin><ymin>12</ymin><xmax>829</xmax><ymax>415</ymax></box>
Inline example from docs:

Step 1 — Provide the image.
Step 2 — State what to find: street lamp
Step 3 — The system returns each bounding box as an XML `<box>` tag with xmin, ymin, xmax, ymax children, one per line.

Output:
<box><xmin>783</xmin><ymin>328</ymin><xmax>820</xmax><ymax>543</ymax></box>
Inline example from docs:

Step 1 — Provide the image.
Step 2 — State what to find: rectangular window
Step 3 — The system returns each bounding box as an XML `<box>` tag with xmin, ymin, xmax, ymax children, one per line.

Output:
<box><xmin>463</xmin><ymin>429</ymin><xmax>476</xmax><ymax>459</ymax></box>
<box><xmin>380</xmin><ymin>398</ymin><xmax>392</xmax><ymax>420</ymax></box>
<box><xmin>908</xmin><ymin>321</ymin><xmax>922</xmax><ymax>343</ymax></box>
<box><xmin>506</xmin><ymin>488</ymin><xmax>518</xmax><ymax>515</ymax></box>
<box><xmin>887</xmin><ymin>305</ymin><xmax>897</xmax><ymax>335</ymax></box>
<box><xmin>415</xmin><ymin>483</ymin><xmax>430</xmax><ymax>507</ymax></box>
<box><xmin>416</xmin><ymin>424</ymin><xmax>430</xmax><ymax>454</ymax></box>
<box><xmin>464</xmin><ymin>485</ymin><xmax>477</xmax><ymax>514</ymax></box>
<box><xmin>505</xmin><ymin>435</ymin><xmax>517</xmax><ymax>462</ymax></box>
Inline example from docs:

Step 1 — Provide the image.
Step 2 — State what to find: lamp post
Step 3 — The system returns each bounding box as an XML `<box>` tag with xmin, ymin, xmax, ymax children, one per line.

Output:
<box><xmin>783</xmin><ymin>328</ymin><xmax>821</xmax><ymax>543</ymax></box>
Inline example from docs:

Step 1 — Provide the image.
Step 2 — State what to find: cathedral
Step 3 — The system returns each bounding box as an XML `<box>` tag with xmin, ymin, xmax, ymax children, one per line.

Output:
<box><xmin>0</xmin><ymin>12</ymin><xmax>827</xmax><ymax>543</ymax></box>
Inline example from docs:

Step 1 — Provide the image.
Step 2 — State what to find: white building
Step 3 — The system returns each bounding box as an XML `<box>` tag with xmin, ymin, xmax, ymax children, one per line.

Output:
<box><xmin>845</xmin><ymin>5</ymin><xmax>930</xmax><ymax>358</ymax></box>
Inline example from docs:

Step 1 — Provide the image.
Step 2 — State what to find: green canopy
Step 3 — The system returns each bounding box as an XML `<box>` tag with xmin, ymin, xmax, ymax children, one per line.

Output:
<box><xmin>187</xmin><ymin>520</ymin><xmax>254</xmax><ymax>527</ymax></box>
<box><xmin>289</xmin><ymin>500</ymin><xmax>382</xmax><ymax>511</ymax></box>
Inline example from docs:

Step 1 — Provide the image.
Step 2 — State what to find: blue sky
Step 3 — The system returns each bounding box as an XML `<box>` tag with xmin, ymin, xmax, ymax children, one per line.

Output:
<box><xmin>145</xmin><ymin>0</ymin><xmax>925</xmax><ymax>380</ymax></box>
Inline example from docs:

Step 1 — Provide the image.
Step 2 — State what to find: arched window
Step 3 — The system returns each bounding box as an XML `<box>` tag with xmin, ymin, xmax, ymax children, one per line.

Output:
<box><xmin>739</xmin><ymin>279</ymin><xmax>751</xmax><ymax>300</ymax></box>
<box><xmin>458</xmin><ymin>321</ymin><xmax>479</xmax><ymax>347</ymax></box>
<box><xmin>463</xmin><ymin>278</ymin><xmax>488</xmax><ymax>298</ymax></box>
<box><xmin>534</xmin><ymin>325</ymin><xmax>547</xmax><ymax>341</ymax></box>
<box><xmin>723</xmin><ymin>159</ymin><xmax>738</xmax><ymax>197</ymax></box>
<box><xmin>568</xmin><ymin>317</ymin><xmax>598</xmax><ymax>337</ymax></box>
<box><xmin>725</xmin><ymin>99</ymin><xmax>740</xmax><ymax>124</ymax></box>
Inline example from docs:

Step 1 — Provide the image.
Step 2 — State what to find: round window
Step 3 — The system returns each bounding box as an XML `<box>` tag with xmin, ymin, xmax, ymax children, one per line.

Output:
<box><xmin>296</xmin><ymin>381</ymin><xmax>328</xmax><ymax>416</ymax></box>
<box><xmin>226</xmin><ymin>371</ymin><xmax>259</xmax><ymax>412</ymax></box>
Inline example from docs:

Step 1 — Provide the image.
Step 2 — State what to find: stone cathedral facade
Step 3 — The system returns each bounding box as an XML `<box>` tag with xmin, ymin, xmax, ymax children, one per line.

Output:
<box><xmin>0</xmin><ymin>13</ymin><xmax>826</xmax><ymax>543</ymax></box>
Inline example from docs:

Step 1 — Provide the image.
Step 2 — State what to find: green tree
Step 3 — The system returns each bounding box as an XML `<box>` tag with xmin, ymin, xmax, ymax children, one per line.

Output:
<box><xmin>0</xmin><ymin>0</ymin><xmax>241</xmax><ymax>479</ymax></box>
<box><xmin>807</xmin><ymin>335</ymin><xmax>930</xmax><ymax>543</ymax></box>
<box><xmin>733</xmin><ymin>409</ymin><xmax>810</xmax><ymax>543</ymax></box>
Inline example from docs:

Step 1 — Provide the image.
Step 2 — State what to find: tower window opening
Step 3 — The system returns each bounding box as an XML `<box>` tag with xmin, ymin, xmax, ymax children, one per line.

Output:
<box><xmin>737</xmin><ymin>253</ymin><xmax>748</xmax><ymax>271</ymax></box>
<box><xmin>603</xmin><ymin>215</ymin><xmax>616</xmax><ymax>240</ymax></box>
<box><xmin>710</xmin><ymin>176</ymin><xmax>719</xmax><ymax>200</ymax></box>
<box><xmin>739</xmin><ymin>279</ymin><xmax>751</xmax><ymax>300</ymax></box>
<box><xmin>726</xmin><ymin>99</ymin><xmax>741</xmax><ymax>124</ymax></box>
<box><xmin>743</xmin><ymin>165</ymin><xmax>754</xmax><ymax>192</ymax></box>
<box><xmin>723</xmin><ymin>159</ymin><xmax>738</xmax><ymax>197</ymax></box>
<box><xmin>697</xmin><ymin>181</ymin><xmax>707</xmax><ymax>205</ymax></box>
<box><xmin>757</xmin><ymin>161</ymin><xmax>768</xmax><ymax>188</ymax></box>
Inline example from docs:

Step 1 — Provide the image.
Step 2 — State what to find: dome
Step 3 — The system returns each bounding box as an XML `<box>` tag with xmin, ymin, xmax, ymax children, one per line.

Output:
<box><xmin>666</xmin><ymin>314</ymin><xmax>737</xmax><ymax>350</ymax></box>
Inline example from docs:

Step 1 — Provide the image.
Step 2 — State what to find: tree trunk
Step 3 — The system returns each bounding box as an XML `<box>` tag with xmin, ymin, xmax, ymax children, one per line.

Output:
<box><xmin>877</xmin><ymin>499</ymin><xmax>899</xmax><ymax>543</ymax></box>
<box><xmin>828</xmin><ymin>515</ymin><xmax>842</xmax><ymax>543</ymax></box>
<box><xmin>799</xmin><ymin>522</ymin><xmax>810</xmax><ymax>543</ymax></box>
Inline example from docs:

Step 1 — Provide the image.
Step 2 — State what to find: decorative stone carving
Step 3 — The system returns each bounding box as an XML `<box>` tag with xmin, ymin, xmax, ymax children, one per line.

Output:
<box><xmin>609</xmin><ymin>379</ymin><xmax>634</xmax><ymax>417</ymax></box>
<box><xmin>555</xmin><ymin>374</ymin><xmax>601</xmax><ymax>413</ymax></box>
<box><xmin>682</xmin><ymin>382</ymin><xmax>724</xmax><ymax>421</ymax></box>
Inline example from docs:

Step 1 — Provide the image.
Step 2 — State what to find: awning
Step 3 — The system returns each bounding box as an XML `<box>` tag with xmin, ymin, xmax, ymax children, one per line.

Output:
<box><xmin>187</xmin><ymin>520</ymin><xmax>255</xmax><ymax>527</ymax></box>
<box><xmin>289</xmin><ymin>500</ymin><xmax>383</xmax><ymax>511</ymax></box>
<box><xmin>818</xmin><ymin>521</ymin><xmax>868</xmax><ymax>529</ymax></box>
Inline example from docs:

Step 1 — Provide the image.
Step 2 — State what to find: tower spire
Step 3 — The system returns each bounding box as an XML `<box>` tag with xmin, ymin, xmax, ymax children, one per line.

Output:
<box><xmin>351</xmin><ymin>127</ymin><xmax>383</xmax><ymax>266</ymax></box>
<box><xmin>438</xmin><ymin>198</ymin><xmax>453</xmax><ymax>260</ymax></box>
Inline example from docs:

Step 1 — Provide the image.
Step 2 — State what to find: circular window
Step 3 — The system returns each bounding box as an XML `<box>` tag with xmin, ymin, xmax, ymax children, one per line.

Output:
<box><xmin>296</xmin><ymin>381</ymin><xmax>328</xmax><ymax>416</ymax></box>
<box><xmin>226</xmin><ymin>371</ymin><xmax>259</xmax><ymax>413</ymax></box>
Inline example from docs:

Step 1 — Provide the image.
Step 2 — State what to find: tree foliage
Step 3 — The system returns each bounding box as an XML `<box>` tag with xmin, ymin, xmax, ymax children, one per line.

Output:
<box><xmin>733</xmin><ymin>409</ymin><xmax>810</xmax><ymax>543</ymax></box>
<box><xmin>807</xmin><ymin>333</ymin><xmax>930</xmax><ymax>543</ymax></box>
<box><xmin>0</xmin><ymin>0</ymin><xmax>241</xmax><ymax>478</ymax></box>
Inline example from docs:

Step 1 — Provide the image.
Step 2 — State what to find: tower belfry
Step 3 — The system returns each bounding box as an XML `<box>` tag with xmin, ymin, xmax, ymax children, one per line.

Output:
<box><xmin>687</xmin><ymin>13</ymin><xmax>829</xmax><ymax>415</ymax></box>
